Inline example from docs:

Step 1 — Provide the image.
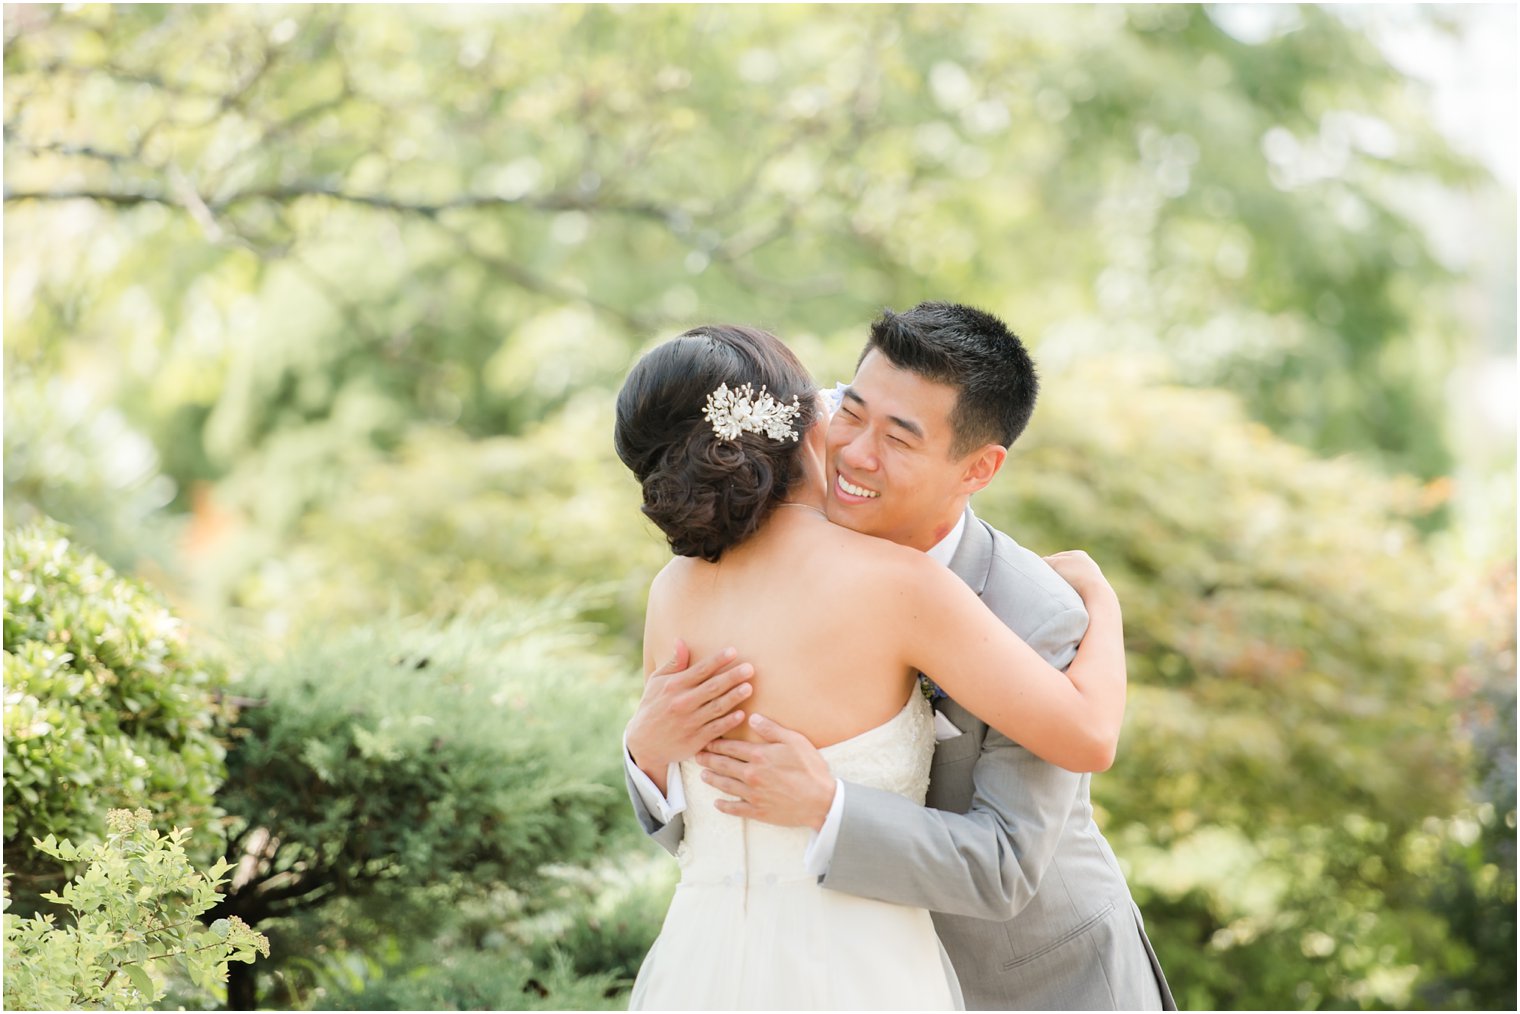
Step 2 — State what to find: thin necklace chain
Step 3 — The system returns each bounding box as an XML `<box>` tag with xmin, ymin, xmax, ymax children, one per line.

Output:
<box><xmin>775</xmin><ymin>502</ymin><xmax>827</xmax><ymax>519</ymax></box>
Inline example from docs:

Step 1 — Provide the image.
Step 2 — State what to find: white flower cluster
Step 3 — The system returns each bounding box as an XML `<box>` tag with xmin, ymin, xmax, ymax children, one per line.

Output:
<box><xmin>702</xmin><ymin>382</ymin><xmax>802</xmax><ymax>443</ymax></box>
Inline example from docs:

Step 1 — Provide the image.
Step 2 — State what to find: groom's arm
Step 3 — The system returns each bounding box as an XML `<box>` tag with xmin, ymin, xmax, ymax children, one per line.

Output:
<box><xmin>622</xmin><ymin>641</ymin><xmax>756</xmax><ymax>855</ymax></box>
<box><xmin>823</xmin><ymin>605</ymin><xmax>1088</xmax><ymax>920</ymax></box>
<box><xmin>623</xmin><ymin>747</ymin><xmax>688</xmax><ymax>856</ymax></box>
<box><xmin>823</xmin><ymin>726</ymin><xmax>1082</xmax><ymax>920</ymax></box>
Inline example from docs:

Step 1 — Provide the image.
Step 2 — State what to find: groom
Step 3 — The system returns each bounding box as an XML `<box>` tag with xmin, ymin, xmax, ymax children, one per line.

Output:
<box><xmin>624</xmin><ymin>302</ymin><xmax>1174</xmax><ymax>1010</ymax></box>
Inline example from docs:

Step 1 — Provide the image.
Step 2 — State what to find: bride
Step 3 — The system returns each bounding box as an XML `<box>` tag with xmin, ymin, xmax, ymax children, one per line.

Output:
<box><xmin>613</xmin><ymin>324</ymin><xmax>1127</xmax><ymax>1010</ymax></box>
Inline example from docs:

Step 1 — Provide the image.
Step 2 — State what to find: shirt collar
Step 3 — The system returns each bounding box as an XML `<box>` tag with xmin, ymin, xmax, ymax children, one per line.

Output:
<box><xmin>924</xmin><ymin>511</ymin><xmax>967</xmax><ymax>568</ymax></box>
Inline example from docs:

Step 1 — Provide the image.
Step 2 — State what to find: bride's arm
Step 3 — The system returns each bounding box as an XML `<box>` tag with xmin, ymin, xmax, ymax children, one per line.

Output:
<box><xmin>894</xmin><ymin>549</ymin><xmax>1125</xmax><ymax>772</ymax></box>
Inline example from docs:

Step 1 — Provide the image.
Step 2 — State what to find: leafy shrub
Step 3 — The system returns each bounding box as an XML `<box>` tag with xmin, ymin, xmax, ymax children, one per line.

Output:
<box><xmin>300</xmin><ymin>855</ymin><xmax>675</xmax><ymax>1011</ymax></box>
<box><xmin>319</xmin><ymin>948</ymin><xmax>625</xmax><ymax>1012</ymax></box>
<box><xmin>2</xmin><ymin>808</ymin><xmax>269</xmax><ymax>1011</ymax></box>
<box><xmin>513</xmin><ymin>855</ymin><xmax>678</xmax><ymax>987</ymax></box>
<box><xmin>207</xmin><ymin>599</ymin><xmax>642</xmax><ymax>1009</ymax></box>
<box><xmin>975</xmin><ymin>360</ymin><xmax>1478</xmax><ymax>1008</ymax></box>
<box><xmin>1419</xmin><ymin>563</ymin><xmax>1517</xmax><ymax>1010</ymax></box>
<box><xmin>2</xmin><ymin>521</ymin><xmax>229</xmax><ymax>910</ymax></box>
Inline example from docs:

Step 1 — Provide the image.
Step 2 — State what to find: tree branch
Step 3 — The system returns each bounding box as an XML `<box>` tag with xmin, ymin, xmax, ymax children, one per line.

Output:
<box><xmin>3</xmin><ymin>181</ymin><xmax>677</xmax><ymax>224</ymax></box>
<box><xmin>5</xmin><ymin>137</ymin><xmax>145</xmax><ymax>169</ymax></box>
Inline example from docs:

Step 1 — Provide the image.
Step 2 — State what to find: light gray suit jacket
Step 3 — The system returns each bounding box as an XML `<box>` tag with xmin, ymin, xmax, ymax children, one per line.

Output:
<box><xmin>626</xmin><ymin>507</ymin><xmax>1174</xmax><ymax>1010</ymax></box>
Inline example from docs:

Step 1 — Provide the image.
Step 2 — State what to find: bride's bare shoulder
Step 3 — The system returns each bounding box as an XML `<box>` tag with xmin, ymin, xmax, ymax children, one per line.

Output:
<box><xmin>649</xmin><ymin>555</ymin><xmax>696</xmax><ymax>593</ymax></box>
<box><xmin>816</xmin><ymin>523</ymin><xmax>942</xmax><ymax>582</ymax></box>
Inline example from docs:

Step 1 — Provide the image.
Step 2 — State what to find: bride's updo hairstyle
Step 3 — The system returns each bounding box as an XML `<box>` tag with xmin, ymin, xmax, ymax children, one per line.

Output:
<box><xmin>615</xmin><ymin>325</ymin><xmax>819</xmax><ymax>563</ymax></box>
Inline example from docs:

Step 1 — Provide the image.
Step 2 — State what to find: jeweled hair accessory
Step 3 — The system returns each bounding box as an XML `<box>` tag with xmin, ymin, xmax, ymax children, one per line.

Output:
<box><xmin>703</xmin><ymin>382</ymin><xmax>802</xmax><ymax>443</ymax></box>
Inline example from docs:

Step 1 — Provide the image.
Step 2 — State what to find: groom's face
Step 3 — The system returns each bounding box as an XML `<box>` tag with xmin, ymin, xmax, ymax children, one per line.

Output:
<box><xmin>824</xmin><ymin>350</ymin><xmax>977</xmax><ymax>552</ymax></box>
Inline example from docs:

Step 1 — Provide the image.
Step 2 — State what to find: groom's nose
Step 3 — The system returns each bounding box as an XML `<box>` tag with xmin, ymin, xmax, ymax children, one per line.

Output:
<box><xmin>838</xmin><ymin>431</ymin><xmax>879</xmax><ymax>473</ymax></box>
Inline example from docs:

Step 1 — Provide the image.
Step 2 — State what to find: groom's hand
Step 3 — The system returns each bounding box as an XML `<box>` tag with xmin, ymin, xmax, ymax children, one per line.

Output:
<box><xmin>627</xmin><ymin>640</ymin><xmax>755</xmax><ymax>785</ymax></box>
<box><xmin>695</xmin><ymin>715</ymin><xmax>835</xmax><ymax>831</ymax></box>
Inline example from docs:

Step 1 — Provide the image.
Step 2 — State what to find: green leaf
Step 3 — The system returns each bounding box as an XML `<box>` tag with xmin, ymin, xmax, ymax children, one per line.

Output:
<box><xmin>123</xmin><ymin>962</ymin><xmax>154</xmax><ymax>999</ymax></box>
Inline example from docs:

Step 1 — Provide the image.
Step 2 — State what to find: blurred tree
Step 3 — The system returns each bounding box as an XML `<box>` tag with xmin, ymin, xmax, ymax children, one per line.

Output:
<box><xmin>3</xmin><ymin>372</ymin><xmax>180</xmax><ymax>573</ymax></box>
<box><xmin>212</xmin><ymin>398</ymin><xmax>666</xmax><ymax>645</ymax></box>
<box><xmin>206</xmin><ymin>601</ymin><xmax>641</xmax><ymax>1009</ymax></box>
<box><xmin>2</xmin><ymin>2</ymin><xmax>1481</xmax><ymax>562</ymax></box>
<box><xmin>1417</xmin><ymin>563</ymin><xmax>1516</xmax><ymax>1010</ymax></box>
<box><xmin>976</xmin><ymin>359</ymin><xmax>1479</xmax><ymax>1009</ymax></box>
<box><xmin>2</xmin><ymin>521</ymin><xmax>230</xmax><ymax>913</ymax></box>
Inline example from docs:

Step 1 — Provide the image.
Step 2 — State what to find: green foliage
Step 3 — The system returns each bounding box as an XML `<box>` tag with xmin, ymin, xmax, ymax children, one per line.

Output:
<box><xmin>1</xmin><ymin>3</ymin><xmax>1485</xmax><ymax>554</ymax></box>
<box><xmin>2</xmin><ymin>374</ymin><xmax>178</xmax><ymax>573</ymax></box>
<box><xmin>1418</xmin><ymin>566</ymin><xmax>1517</xmax><ymax>1010</ymax></box>
<box><xmin>973</xmin><ymin>360</ymin><xmax>1476</xmax><ymax>1008</ymax></box>
<box><xmin>207</xmin><ymin>601</ymin><xmax>641</xmax><ymax>1008</ymax></box>
<box><xmin>511</xmin><ymin>853</ymin><xmax>678</xmax><ymax>989</ymax></box>
<box><xmin>318</xmin><ymin>948</ymin><xmax>624</xmax><ymax>1012</ymax></box>
<box><xmin>2</xmin><ymin>521</ymin><xmax>229</xmax><ymax>910</ymax></box>
<box><xmin>226</xmin><ymin>403</ymin><xmax>666</xmax><ymax>643</ymax></box>
<box><xmin>302</xmin><ymin>857</ymin><xmax>676</xmax><ymax>1011</ymax></box>
<box><xmin>2</xmin><ymin>808</ymin><xmax>269</xmax><ymax>1011</ymax></box>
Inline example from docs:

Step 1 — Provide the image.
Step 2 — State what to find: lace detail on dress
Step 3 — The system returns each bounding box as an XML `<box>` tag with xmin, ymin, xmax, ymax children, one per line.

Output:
<box><xmin>818</xmin><ymin>692</ymin><xmax>935</xmax><ymax>806</ymax></box>
<box><xmin>676</xmin><ymin>693</ymin><xmax>934</xmax><ymax>886</ymax></box>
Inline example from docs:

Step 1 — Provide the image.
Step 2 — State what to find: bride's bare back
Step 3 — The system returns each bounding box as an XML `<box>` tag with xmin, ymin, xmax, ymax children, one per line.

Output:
<box><xmin>643</xmin><ymin>508</ymin><xmax>922</xmax><ymax>749</ymax></box>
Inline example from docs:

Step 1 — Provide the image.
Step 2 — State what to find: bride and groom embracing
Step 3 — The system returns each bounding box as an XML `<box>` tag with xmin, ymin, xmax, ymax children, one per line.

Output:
<box><xmin>614</xmin><ymin>302</ymin><xmax>1175</xmax><ymax>1011</ymax></box>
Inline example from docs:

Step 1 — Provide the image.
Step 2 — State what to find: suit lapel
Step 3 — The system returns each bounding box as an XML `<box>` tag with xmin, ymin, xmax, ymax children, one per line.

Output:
<box><xmin>933</xmin><ymin>507</ymin><xmax>995</xmax><ymax>726</ymax></box>
<box><xmin>946</xmin><ymin>506</ymin><xmax>994</xmax><ymax>597</ymax></box>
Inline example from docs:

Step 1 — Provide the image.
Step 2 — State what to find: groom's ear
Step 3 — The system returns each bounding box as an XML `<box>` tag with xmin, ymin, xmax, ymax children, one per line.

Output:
<box><xmin>959</xmin><ymin>444</ymin><xmax>1007</xmax><ymax>494</ymax></box>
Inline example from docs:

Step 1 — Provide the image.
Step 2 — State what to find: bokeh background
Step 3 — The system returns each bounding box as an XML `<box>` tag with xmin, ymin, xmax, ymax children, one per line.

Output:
<box><xmin>3</xmin><ymin>3</ymin><xmax>1515</xmax><ymax>1010</ymax></box>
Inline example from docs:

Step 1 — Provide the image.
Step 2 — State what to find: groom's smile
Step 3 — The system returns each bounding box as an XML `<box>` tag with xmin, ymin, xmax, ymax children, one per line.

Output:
<box><xmin>834</xmin><ymin>474</ymin><xmax>880</xmax><ymax>500</ymax></box>
<box><xmin>824</xmin><ymin>350</ymin><xmax>986</xmax><ymax>553</ymax></box>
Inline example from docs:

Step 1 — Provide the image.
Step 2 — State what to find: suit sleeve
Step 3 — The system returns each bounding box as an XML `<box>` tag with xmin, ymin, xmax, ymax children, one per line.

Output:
<box><xmin>821</xmin><ymin>604</ymin><xmax>1090</xmax><ymax>920</ymax></box>
<box><xmin>623</xmin><ymin>754</ymin><xmax>687</xmax><ymax>857</ymax></box>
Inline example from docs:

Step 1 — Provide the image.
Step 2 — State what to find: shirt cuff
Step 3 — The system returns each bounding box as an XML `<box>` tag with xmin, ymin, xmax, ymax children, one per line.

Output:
<box><xmin>623</xmin><ymin>731</ymin><xmax>687</xmax><ymax>824</ymax></box>
<box><xmin>802</xmin><ymin>778</ymin><xmax>846</xmax><ymax>877</ymax></box>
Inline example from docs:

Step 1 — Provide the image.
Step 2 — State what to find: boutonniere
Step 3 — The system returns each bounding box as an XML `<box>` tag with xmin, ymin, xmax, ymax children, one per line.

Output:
<box><xmin>918</xmin><ymin>673</ymin><xmax>947</xmax><ymax>703</ymax></box>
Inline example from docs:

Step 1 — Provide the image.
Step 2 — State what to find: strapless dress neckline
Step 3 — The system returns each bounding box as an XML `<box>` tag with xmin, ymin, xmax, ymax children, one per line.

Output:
<box><xmin>817</xmin><ymin>694</ymin><xmax>921</xmax><ymax>755</ymax></box>
<box><xmin>631</xmin><ymin>686</ymin><xmax>959</xmax><ymax>1009</ymax></box>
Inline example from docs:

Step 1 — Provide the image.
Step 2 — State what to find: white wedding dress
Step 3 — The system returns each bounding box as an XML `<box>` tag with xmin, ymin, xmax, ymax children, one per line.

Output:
<box><xmin>629</xmin><ymin>692</ymin><xmax>964</xmax><ymax>1010</ymax></box>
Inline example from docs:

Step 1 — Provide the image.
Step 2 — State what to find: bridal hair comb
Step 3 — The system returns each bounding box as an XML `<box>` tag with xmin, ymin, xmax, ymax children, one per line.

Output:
<box><xmin>703</xmin><ymin>382</ymin><xmax>802</xmax><ymax>443</ymax></box>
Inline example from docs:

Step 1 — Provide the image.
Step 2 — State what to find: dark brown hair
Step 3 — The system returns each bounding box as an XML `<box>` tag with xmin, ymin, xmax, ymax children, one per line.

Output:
<box><xmin>862</xmin><ymin>302</ymin><xmax>1039</xmax><ymax>456</ymax></box>
<box><xmin>615</xmin><ymin>325</ymin><xmax>818</xmax><ymax>562</ymax></box>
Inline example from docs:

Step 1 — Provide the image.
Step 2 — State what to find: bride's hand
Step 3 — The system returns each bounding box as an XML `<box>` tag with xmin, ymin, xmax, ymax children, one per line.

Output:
<box><xmin>1043</xmin><ymin>550</ymin><xmax>1116</xmax><ymax>603</ymax></box>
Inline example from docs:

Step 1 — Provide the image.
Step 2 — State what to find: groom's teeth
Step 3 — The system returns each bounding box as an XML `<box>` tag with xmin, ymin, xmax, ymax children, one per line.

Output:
<box><xmin>838</xmin><ymin>476</ymin><xmax>879</xmax><ymax>499</ymax></box>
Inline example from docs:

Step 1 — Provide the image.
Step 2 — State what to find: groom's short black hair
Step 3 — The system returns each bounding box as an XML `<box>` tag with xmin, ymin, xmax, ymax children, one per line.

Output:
<box><xmin>860</xmin><ymin>301</ymin><xmax>1039</xmax><ymax>457</ymax></box>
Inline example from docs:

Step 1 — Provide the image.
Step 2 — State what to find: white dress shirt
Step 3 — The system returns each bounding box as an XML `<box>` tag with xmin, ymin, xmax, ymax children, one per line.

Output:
<box><xmin>624</xmin><ymin>512</ymin><xmax>968</xmax><ymax>876</ymax></box>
